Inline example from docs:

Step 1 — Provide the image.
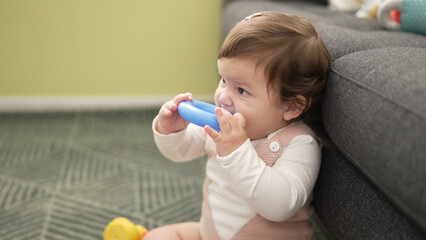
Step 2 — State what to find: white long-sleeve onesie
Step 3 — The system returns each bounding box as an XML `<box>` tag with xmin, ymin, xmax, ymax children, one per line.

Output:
<box><xmin>152</xmin><ymin>117</ymin><xmax>321</xmax><ymax>240</ymax></box>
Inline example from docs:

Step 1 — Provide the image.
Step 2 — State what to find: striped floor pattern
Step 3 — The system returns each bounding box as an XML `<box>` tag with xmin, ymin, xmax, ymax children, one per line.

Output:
<box><xmin>0</xmin><ymin>109</ymin><xmax>329</xmax><ymax>240</ymax></box>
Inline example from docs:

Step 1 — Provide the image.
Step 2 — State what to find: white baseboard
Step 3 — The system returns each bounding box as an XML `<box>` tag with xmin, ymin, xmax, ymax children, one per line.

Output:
<box><xmin>0</xmin><ymin>95</ymin><xmax>214</xmax><ymax>112</ymax></box>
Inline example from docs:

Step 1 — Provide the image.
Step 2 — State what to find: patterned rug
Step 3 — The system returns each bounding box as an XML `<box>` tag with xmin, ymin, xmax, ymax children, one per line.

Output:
<box><xmin>0</xmin><ymin>109</ymin><xmax>331</xmax><ymax>239</ymax></box>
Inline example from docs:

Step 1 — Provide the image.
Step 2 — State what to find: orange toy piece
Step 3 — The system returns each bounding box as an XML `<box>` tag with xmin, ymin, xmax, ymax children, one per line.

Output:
<box><xmin>104</xmin><ymin>217</ymin><xmax>149</xmax><ymax>240</ymax></box>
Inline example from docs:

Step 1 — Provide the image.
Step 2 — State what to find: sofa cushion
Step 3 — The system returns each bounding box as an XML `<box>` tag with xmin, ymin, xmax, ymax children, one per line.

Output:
<box><xmin>222</xmin><ymin>1</ymin><xmax>426</xmax><ymax>59</ymax></box>
<box><xmin>322</xmin><ymin>47</ymin><xmax>426</xmax><ymax>231</ymax></box>
<box><xmin>315</xmin><ymin>23</ymin><xmax>426</xmax><ymax>60</ymax></box>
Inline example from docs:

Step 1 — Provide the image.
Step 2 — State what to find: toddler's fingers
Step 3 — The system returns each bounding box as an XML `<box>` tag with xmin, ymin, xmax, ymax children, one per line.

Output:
<box><xmin>172</xmin><ymin>94</ymin><xmax>185</xmax><ymax>105</ymax></box>
<box><xmin>163</xmin><ymin>101</ymin><xmax>177</xmax><ymax>111</ymax></box>
<box><xmin>185</xmin><ymin>92</ymin><xmax>193</xmax><ymax>100</ymax></box>
<box><xmin>159</xmin><ymin>106</ymin><xmax>173</xmax><ymax>117</ymax></box>
<box><xmin>204</xmin><ymin>125</ymin><xmax>220</xmax><ymax>140</ymax></box>
<box><xmin>215</xmin><ymin>108</ymin><xmax>231</xmax><ymax>132</ymax></box>
<box><xmin>222</xmin><ymin>110</ymin><xmax>238</xmax><ymax>129</ymax></box>
<box><xmin>173</xmin><ymin>92</ymin><xmax>193</xmax><ymax>105</ymax></box>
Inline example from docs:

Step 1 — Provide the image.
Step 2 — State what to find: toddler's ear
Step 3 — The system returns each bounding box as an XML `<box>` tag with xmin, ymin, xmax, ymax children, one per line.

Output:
<box><xmin>282</xmin><ymin>95</ymin><xmax>306</xmax><ymax>121</ymax></box>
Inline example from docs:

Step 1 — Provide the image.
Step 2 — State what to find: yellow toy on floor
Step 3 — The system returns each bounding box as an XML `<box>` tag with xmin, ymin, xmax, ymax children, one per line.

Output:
<box><xmin>104</xmin><ymin>217</ymin><xmax>149</xmax><ymax>240</ymax></box>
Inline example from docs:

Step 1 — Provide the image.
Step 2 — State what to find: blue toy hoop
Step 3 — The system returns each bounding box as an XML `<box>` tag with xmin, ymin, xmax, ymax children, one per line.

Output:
<box><xmin>178</xmin><ymin>100</ymin><xmax>220</xmax><ymax>132</ymax></box>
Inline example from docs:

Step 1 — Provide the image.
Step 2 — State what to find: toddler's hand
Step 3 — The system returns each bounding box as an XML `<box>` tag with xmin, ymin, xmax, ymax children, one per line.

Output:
<box><xmin>204</xmin><ymin>108</ymin><xmax>248</xmax><ymax>157</ymax></box>
<box><xmin>156</xmin><ymin>93</ymin><xmax>193</xmax><ymax>135</ymax></box>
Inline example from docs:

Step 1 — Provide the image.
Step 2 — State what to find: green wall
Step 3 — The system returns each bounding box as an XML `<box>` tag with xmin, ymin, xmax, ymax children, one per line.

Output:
<box><xmin>0</xmin><ymin>1</ymin><xmax>222</xmax><ymax>96</ymax></box>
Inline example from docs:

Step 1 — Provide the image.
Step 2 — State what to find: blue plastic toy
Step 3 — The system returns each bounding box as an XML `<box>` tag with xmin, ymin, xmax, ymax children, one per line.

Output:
<box><xmin>178</xmin><ymin>100</ymin><xmax>220</xmax><ymax>131</ymax></box>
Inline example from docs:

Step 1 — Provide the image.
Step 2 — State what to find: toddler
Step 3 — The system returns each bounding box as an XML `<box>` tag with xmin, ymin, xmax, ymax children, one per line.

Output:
<box><xmin>150</xmin><ymin>11</ymin><xmax>330</xmax><ymax>240</ymax></box>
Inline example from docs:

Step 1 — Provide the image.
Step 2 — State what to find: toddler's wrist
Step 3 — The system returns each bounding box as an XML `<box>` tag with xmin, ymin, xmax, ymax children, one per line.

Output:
<box><xmin>156</xmin><ymin>122</ymin><xmax>173</xmax><ymax>135</ymax></box>
<box><xmin>217</xmin><ymin>138</ymin><xmax>250</xmax><ymax>159</ymax></box>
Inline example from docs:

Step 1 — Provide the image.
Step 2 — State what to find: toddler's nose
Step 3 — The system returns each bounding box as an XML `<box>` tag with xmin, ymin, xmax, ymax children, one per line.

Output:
<box><xmin>218</xmin><ymin>92</ymin><xmax>233</xmax><ymax>108</ymax></box>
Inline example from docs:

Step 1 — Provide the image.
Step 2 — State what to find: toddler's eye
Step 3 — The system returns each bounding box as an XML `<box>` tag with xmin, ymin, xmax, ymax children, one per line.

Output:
<box><xmin>221</xmin><ymin>79</ymin><xmax>226</xmax><ymax>85</ymax></box>
<box><xmin>238</xmin><ymin>87</ymin><xmax>248</xmax><ymax>95</ymax></box>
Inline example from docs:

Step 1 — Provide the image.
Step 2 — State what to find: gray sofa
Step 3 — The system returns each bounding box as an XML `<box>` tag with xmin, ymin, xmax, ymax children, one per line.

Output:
<box><xmin>222</xmin><ymin>1</ymin><xmax>426</xmax><ymax>239</ymax></box>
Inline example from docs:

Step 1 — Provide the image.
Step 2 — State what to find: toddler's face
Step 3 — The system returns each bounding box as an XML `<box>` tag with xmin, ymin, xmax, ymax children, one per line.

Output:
<box><xmin>215</xmin><ymin>57</ymin><xmax>289</xmax><ymax>140</ymax></box>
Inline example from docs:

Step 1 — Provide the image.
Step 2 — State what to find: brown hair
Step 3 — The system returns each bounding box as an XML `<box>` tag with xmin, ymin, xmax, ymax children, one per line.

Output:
<box><xmin>218</xmin><ymin>12</ymin><xmax>331</xmax><ymax>121</ymax></box>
